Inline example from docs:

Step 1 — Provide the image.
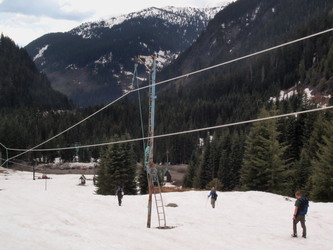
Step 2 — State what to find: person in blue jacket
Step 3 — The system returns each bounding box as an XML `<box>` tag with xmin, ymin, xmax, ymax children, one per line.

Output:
<box><xmin>208</xmin><ymin>187</ymin><xmax>218</xmax><ymax>208</ymax></box>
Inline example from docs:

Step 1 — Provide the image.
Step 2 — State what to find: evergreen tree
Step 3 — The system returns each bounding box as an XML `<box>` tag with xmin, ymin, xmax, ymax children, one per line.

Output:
<box><xmin>217</xmin><ymin>133</ymin><xmax>232</xmax><ymax>190</ymax></box>
<box><xmin>310</xmin><ymin>119</ymin><xmax>333</xmax><ymax>202</ymax></box>
<box><xmin>206</xmin><ymin>178</ymin><xmax>223</xmax><ymax>191</ymax></box>
<box><xmin>194</xmin><ymin>136</ymin><xmax>213</xmax><ymax>189</ymax></box>
<box><xmin>121</xmin><ymin>142</ymin><xmax>137</xmax><ymax>195</ymax></box>
<box><xmin>241</xmin><ymin>109</ymin><xmax>287</xmax><ymax>193</ymax></box>
<box><xmin>183</xmin><ymin>149</ymin><xmax>200</xmax><ymax>188</ymax></box>
<box><xmin>96</xmin><ymin>136</ymin><xmax>137</xmax><ymax>195</ymax></box>
<box><xmin>297</xmin><ymin>111</ymin><xmax>331</xmax><ymax>195</ymax></box>
<box><xmin>228</xmin><ymin>131</ymin><xmax>245</xmax><ymax>190</ymax></box>
<box><xmin>209</xmin><ymin>135</ymin><xmax>221</xmax><ymax>180</ymax></box>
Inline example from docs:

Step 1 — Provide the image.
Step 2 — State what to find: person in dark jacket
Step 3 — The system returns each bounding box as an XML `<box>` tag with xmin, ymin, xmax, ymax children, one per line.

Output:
<box><xmin>116</xmin><ymin>186</ymin><xmax>123</xmax><ymax>206</ymax></box>
<box><xmin>208</xmin><ymin>187</ymin><xmax>218</xmax><ymax>208</ymax></box>
<box><xmin>292</xmin><ymin>191</ymin><xmax>308</xmax><ymax>238</ymax></box>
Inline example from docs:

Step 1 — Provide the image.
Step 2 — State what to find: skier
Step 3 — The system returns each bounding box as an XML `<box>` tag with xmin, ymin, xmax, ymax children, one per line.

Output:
<box><xmin>116</xmin><ymin>186</ymin><xmax>124</xmax><ymax>206</ymax></box>
<box><xmin>291</xmin><ymin>191</ymin><xmax>309</xmax><ymax>238</ymax></box>
<box><xmin>208</xmin><ymin>187</ymin><xmax>218</xmax><ymax>208</ymax></box>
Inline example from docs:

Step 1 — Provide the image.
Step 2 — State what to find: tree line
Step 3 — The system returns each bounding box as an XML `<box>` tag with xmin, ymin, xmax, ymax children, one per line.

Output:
<box><xmin>183</xmin><ymin>96</ymin><xmax>333</xmax><ymax>202</ymax></box>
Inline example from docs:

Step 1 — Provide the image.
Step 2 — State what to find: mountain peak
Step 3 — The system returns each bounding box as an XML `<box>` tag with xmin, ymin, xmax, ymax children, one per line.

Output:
<box><xmin>70</xmin><ymin>6</ymin><xmax>225</xmax><ymax>40</ymax></box>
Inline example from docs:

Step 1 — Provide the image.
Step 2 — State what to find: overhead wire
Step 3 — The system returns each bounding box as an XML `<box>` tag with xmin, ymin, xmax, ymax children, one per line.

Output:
<box><xmin>6</xmin><ymin>105</ymin><xmax>333</xmax><ymax>152</ymax></box>
<box><xmin>152</xmin><ymin>27</ymin><xmax>333</xmax><ymax>88</ymax></box>
<box><xmin>3</xmin><ymin>27</ymin><xmax>333</xmax><ymax>163</ymax></box>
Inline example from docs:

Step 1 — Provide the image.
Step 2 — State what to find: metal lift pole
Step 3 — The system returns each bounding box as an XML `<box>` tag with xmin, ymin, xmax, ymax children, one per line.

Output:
<box><xmin>146</xmin><ymin>55</ymin><xmax>157</xmax><ymax>228</ymax></box>
<box><xmin>136</xmin><ymin>54</ymin><xmax>165</xmax><ymax>228</ymax></box>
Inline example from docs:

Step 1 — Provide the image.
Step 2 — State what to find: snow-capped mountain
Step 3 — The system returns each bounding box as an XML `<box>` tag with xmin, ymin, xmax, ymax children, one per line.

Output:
<box><xmin>71</xmin><ymin>6</ymin><xmax>222</xmax><ymax>40</ymax></box>
<box><xmin>25</xmin><ymin>6</ymin><xmax>227</xmax><ymax>107</ymax></box>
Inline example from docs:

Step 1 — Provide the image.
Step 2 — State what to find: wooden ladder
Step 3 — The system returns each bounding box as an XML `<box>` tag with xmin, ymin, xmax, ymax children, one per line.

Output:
<box><xmin>152</xmin><ymin>170</ymin><xmax>166</xmax><ymax>228</ymax></box>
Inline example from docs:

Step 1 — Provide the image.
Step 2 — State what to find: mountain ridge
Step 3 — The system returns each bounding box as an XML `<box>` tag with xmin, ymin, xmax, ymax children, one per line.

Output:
<box><xmin>70</xmin><ymin>6</ymin><xmax>224</xmax><ymax>40</ymax></box>
<box><xmin>25</xmin><ymin>5</ymin><xmax>227</xmax><ymax>107</ymax></box>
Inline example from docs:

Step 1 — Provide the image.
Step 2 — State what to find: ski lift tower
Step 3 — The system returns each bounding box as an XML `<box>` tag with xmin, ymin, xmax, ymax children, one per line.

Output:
<box><xmin>136</xmin><ymin>54</ymin><xmax>167</xmax><ymax>228</ymax></box>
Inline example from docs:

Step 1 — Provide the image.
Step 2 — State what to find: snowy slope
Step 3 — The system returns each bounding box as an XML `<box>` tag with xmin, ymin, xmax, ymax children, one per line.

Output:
<box><xmin>1</xmin><ymin>169</ymin><xmax>332</xmax><ymax>250</ymax></box>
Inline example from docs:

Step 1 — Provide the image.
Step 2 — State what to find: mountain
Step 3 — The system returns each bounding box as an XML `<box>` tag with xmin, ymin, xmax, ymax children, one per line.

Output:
<box><xmin>25</xmin><ymin>6</ymin><xmax>226</xmax><ymax>107</ymax></box>
<box><xmin>156</xmin><ymin>0</ymin><xmax>333</xmax><ymax>128</ymax></box>
<box><xmin>0</xmin><ymin>34</ymin><xmax>72</xmax><ymax>110</ymax></box>
<box><xmin>144</xmin><ymin>0</ymin><xmax>333</xmax><ymax>165</ymax></box>
<box><xmin>162</xmin><ymin>0</ymin><xmax>333</xmax><ymax>85</ymax></box>
<box><xmin>10</xmin><ymin>0</ymin><xmax>333</xmax><ymax>164</ymax></box>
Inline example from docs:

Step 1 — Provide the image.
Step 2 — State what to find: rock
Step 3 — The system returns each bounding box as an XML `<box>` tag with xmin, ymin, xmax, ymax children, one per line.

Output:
<box><xmin>166</xmin><ymin>203</ymin><xmax>178</xmax><ymax>207</ymax></box>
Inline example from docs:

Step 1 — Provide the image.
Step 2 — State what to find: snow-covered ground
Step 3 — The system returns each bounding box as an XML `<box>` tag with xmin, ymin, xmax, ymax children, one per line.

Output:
<box><xmin>1</xmin><ymin>168</ymin><xmax>332</xmax><ymax>250</ymax></box>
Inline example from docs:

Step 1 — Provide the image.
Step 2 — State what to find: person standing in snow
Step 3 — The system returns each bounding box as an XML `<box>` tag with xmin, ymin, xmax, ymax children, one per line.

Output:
<box><xmin>292</xmin><ymin>191</ymin><xmax>308</xmax><ymax>238</ymax></box>
<box><xmin>116</xmin><ymin>186</ymin><xmax>123</xmax><ymax>206</ymax></box>
<box><xmin>208</xmin><ymin>187</ymin><xmax>218</xmax><ymax>208</ymax></box>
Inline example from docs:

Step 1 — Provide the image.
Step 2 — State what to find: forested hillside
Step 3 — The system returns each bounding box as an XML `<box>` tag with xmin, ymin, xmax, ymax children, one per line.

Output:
<box><xmin>0</xmin><ymin>35</ymin><xmax>72</xmax><ymax>109</ymax></box>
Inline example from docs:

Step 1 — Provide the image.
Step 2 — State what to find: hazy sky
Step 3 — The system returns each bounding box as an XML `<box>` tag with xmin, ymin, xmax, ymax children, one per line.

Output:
<box><xmin>0</xmin><ymin>0</ymin><xmax>231</xmax><ymax>46</ymax></box>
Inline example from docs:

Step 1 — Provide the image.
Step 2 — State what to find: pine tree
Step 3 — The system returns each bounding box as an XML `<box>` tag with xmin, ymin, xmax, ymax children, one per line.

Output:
<box><xmin>121</xmin><ymin>142</ymin><xmax>137</xmax><ymax>195</ymax></box>
<box><xmin>310</xmin><ymin>119</ymin><xmax>333</xmax><ymax>202</ymax></box>
<box><xmin>96</xmin><ymin>136</ymin><xmax>137</xmax><ymax>195</ymax></box>
<box><xmin>298</xmin><ymin>112</ymin><xmax>330</xmax><ymax>195</ymax></box>
<box><xmin>183</xmin><ymin>149</ymin><xmax>200</xmax><ymax>188</ymax></box>
<box><xmin>206</xmin><ymin>178</ymin><xmax>223</xmax><ymax>190</ymax></box>
<box><xmin>195</xmin><ymin>136</ymin><xmax>213</xmax><ymax>189</ymax></box>
<box><xmin>241</xmin><ymin>108</ymin><xmax>287</xmax><ymax>193</ymax></box>
<box><xmin>209</xmin><ymin>135</ymin><xmax>221</xmax><ymax>180</ymax></box>
<box><xmin>217</xmin><ymin>133</ymin><xmax>232</xmax><ymax>190</ymax></box>
<box><xmin>228</xmin><ymin>131</ymin><xmax>245</xmax><ymax>190</ymax></box>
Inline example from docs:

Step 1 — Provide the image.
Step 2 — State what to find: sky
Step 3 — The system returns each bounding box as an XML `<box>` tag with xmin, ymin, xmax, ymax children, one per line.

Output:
<box><xmin>0</xmin><ymin>0</ymin><xmax>231</xmax><ymax>47</ymax></box>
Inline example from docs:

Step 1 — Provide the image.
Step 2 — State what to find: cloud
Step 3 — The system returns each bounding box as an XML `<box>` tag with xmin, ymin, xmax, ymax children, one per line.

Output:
<box><xmin>0</xmin><ymin>13</ymin><xmax>80</xmax><ymax>46</ymax></box>
<box><xmin>0</xmin><ymin>0</ymin><xmax>230</xmax><ymax>22</ymax></box>
<box><xmin>67</xmin><ymin>0</ymin><xmax>231</xmax><ymax>21</ymax></box>
<box><xmin>0</xmin><ymin>0</ymin><xmax>92</xmax><ymax>20</ymax></box>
